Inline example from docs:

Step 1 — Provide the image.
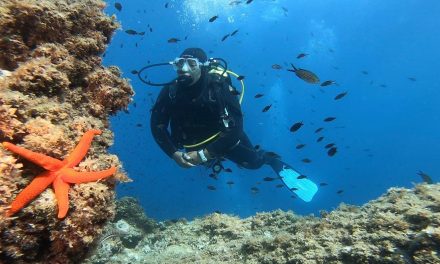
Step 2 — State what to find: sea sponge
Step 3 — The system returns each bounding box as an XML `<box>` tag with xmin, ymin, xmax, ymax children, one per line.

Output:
<box><xmin>7</xmin><ymin>57</ymin><xmax>71</xmax><ymax>96</ymax></box>
<box><xmin>0</xmin><ymin>103</ymin><xmax>23</xmax><ymax>140</ymax></box>
<box><xmin>85</xmin><ymin>67</ymin><xmax>133</xmax><ymax>117</ymax></box>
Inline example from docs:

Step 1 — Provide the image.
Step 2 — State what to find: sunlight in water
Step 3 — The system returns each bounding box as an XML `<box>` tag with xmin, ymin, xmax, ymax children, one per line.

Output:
<box><xmin>179</xmin><ymin>0</ymin><xmax>287</xmax><ymax>30</ymax></box>
<box><xmin>305</xmin><ymin>19</ymin><xmax>337</xmax><ymax>55</ymax></box>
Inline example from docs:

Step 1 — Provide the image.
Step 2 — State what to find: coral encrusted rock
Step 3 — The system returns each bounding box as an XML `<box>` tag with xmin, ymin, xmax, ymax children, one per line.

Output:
<box><xmin>85</xmin><ymin>184</ymin><xmax>440</xmax><ymax>264</ymax></box>
<box><xmin>0</xmin><ymin>0</ymin><xmax>133</xmax><ymax>263</ymax></box>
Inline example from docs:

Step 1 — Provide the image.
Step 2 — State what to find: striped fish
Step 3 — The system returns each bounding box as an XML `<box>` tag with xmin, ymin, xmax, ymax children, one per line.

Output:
<box><xmin>288</xmin><ymin>64</ymin><xmax>320</xmax><ymax>84</ymax></box>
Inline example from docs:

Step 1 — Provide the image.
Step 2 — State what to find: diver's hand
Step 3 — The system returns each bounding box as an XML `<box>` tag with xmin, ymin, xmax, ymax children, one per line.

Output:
<box><xmin>186</xmin><ymin>149</ymin><xmax>211</xmax><ymax>165</ymax></box>
<box><xmin>186</xmin><ymin>151</ymin><xmax>202</xmax><ymax>165</ymax></box>
<box><xmin>172</xmin><ymin>151</ymin><xmax>196</xmax><ymax>168</ymax></box>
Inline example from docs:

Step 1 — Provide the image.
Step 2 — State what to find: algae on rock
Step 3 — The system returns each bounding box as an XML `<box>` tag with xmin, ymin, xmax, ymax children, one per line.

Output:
<box><xmin>0</xmin><ymin>0</ymin><xmax>133</xmax><ymax>263</ymax></box>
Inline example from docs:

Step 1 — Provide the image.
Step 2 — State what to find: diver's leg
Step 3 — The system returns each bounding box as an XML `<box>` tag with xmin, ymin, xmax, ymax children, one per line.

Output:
<box><xmin>224</xmin><ymin>135</ymin><xmax>319</xmax><ymax>201</ymax></box>
<box><xmin>224</xmin><ymin>133</ymin><xmax>265</xmax><ymax>169</ymax></box>
<box><xmin>262</xmin><ymin>153</ymin><xmax>284</xmax><ymax>173</ymax></box>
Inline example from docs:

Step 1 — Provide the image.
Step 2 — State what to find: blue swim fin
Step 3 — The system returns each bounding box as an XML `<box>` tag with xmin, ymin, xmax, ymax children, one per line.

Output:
<box><xmin>267</xmin><ymin>158</ymin><xmax>318</xmax><ymax>202</ymax></box>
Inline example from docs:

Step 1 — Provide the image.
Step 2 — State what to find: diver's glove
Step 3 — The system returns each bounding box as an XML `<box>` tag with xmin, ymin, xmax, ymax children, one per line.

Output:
<box><xmin>172</xmin><ymin>151</ymin><xmax>196</xmax><ymax>168</ymax></box>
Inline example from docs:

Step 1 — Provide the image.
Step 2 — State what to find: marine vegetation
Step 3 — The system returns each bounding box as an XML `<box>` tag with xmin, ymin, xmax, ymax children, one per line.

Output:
<box><xmin>86</xmin><ymin>184</ymin><xmax>440</xmax><ymax>264</ymax></box>
<box><xmin>0</xmin><ymin>0</ymin><xmax>133</xmax><ymax>262</ymax></box>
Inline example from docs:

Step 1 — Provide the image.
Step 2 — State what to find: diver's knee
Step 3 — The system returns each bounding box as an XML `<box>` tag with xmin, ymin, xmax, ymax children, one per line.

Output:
<box><xmin>240</xmin><ymin>161</ymin><xmax>264</xmax><ymax>170</ymax></box>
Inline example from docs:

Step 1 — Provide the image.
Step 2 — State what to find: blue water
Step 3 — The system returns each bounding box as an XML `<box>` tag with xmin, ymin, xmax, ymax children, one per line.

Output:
<box><xmin>103</xmin><ymin>0</ymin><xmax>440</xmax><ymax>221</ymax></box>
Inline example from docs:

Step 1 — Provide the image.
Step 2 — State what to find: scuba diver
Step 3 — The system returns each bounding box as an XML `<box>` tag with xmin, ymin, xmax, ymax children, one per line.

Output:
<box><xmin>148</xmin><ymin>48</ymin><xmax>317</xmax><ymax>202</ymax></box>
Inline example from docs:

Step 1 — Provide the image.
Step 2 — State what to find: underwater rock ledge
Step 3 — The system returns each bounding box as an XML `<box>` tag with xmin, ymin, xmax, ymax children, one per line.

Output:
<box><xmin>87</xmin><ymin>184</ymin><xmax>440</xmax><ymax>264</ymax></box>
<box><xmin>0</xmin><ymin>0</ymin><xmax>133</xmax><ymax>263</ymax></box>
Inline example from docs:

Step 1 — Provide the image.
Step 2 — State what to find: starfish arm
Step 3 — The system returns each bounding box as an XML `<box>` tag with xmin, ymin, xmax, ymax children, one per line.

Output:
<box><xmin>60</xmin><ymin>166</ymin><xmax>116</xmax><ymax>184</ymax></box>
<box><xmin>64</xmin><ymin>129</ymin><xmax>102</xmax><ymax>168</ymax></box>
<box><xmin>2</xmin><ymin>142</ymin><xmax>64</xmax><ymax>171</ymax></box>
<box><xmin>53</xmin><ymin>176</ymin><xmax>70</xmax><ymax>218</ymax></box>
<box><xmin>6</xmin><ymin>171</ymin><xmax>57</xmax><ymax>217</ymax></box>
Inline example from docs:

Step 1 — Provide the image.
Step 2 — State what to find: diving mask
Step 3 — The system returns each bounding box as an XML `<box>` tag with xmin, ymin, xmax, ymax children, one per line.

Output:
<box><xmin>172</xmin><ymin>57</ymin><xmax>202</xmax><ymax>71</ymax></box>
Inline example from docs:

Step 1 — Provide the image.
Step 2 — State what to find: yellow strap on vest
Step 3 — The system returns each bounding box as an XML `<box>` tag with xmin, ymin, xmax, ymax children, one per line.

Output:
<box><xmin>183</xmin><ymin>67</ymin><xmax>245</xmax><ymax>149</ymax></box>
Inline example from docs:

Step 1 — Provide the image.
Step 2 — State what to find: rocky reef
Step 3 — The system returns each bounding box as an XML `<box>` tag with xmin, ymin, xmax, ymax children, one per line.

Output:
<box><xmin>0</xmin><ymin>0</ymin><xmax>133</xmax><ymax>263</ymax></box>
<box><xmin>86</xmin><ymin>184</ymin><xmax>440</xmax><ymax>264</ymax></box>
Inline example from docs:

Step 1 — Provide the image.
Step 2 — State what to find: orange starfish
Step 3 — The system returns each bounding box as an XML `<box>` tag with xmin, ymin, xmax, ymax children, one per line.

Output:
<box><xmin>2</xmin><ymin>129</ymin><xmax>116</xmax><ymax>218</ymax></box>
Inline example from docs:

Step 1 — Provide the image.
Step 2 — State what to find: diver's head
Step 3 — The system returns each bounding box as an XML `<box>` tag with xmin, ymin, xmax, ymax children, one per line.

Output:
<box><xmin>173</xmin><ymin>48</ymin><xmax>207</xmax><ymax>86</ymax></box>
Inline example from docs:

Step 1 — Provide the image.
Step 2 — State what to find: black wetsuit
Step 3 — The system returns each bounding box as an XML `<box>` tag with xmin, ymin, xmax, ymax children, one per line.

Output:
<box><xmin>150</xmin><ymin>69</ymin><xmax>266</xmax><ymax>169</ymax></box>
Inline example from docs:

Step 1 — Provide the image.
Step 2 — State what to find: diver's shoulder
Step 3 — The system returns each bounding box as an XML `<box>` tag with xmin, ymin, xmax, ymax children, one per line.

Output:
<box><xmin>207</xmin><ymin>69</ymin><xmax>230</xmax><ymax>84</ymax></box>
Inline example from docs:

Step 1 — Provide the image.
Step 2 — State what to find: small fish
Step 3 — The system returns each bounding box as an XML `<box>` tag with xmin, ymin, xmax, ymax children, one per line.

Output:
<box><xmin>165</xmin><ymin>2</ymin><xmax>169</xmax><ymax>8</ymax></box>
<box><xmin>301</xmin><ymin>158</ymin><xmax>312</xmax><ymax>163</ymax></box>
<box><xmin>207</xmin><ymin>185</ymin><xmax>216</xmax><ymax>191</ymax></box>
<box><xmin>288</xmin><ymin>64</ymin><xmax>320</xmax><ymax>84</ymax></box>
<box><xmin>297</xmin><ymin>175</ymin><xmax>307</xmax><ymax>179</ymax></box>
<box><xmin>224</xmin><ymin>168</ymin><xmax>233</xmax><ymax>173</ymax></box>
<box><xmin>209</xmin><ymin>173</ymin><xmax>218</xmax><ymax>180</ymax></box>
<box><xmin>221</xmin><ymin>34</ymin><xmax>230</xmax><ymax>42</ymax></box>
<box><xmin>290</xmin><ymin>122</ymin><xmax>303</xmax><ymax>132</ymax></box>
<box><xmin>276</xmin><ymin>184</ymin><xmax>284</xmax><ymax>188</ymax></box>
<box><xmin>209</xmin><ymin>15</ymin><xmax>219</xmax><ymax>22</ymax></box>
<box><xmin>250</xmin><ymin>187</ymin><xmax>259</xmax><ymax>193</ymax></box>
<box><xmin>362</xmin><ymin>70</ymin><xmax>368</xmax><ymax>75</ymax></box>
<box><xmin>336</xmin><ymin>190</ymin><xmax>344</xmax><ymax>194</ymax></box>
<box><xmin>262</xmin><ymin>104</ymin><xmax>272</xmax><ymax>112</ymax></box>
<box><xmin>272</xmin><ymin>64</ymin><xmax>282</xmax><ymax>70</ymax></box>
<box><xmin>315</xmin><ymin>127</ymin><xmax>324</xmax><ymax>133</ymax></box>
<box><xmin>290</xmin><ymin>187</ymin><xmax>298</xmax><ymax>191</ymax></box>
<box><xmin>231</xmin><ymin>29</ymin><xmax>239</xmax><ymax>36</ymax></box>
<box><xmin>229</xmin><ymin>1</ymin><xmax>241</xmax><ymax>6</ymax></box>
<box><xmin>334</xmin><ymin>92</ymin><xmax>347</xmax><ymax>100</ymax></box>
<box><xmin>327</xmin><ymin>147</ymin><xmax>337</xmax><ymax>157</ymax></box>
<box><xmin>320</xmin><ymin>80</ymin><xmax>337</xmax><ymax>87</ymax></box>
<box><xmin>324</xmin><ymin>117</ymin><xmax>336</xmax><ymax>122</ymax></box>
<box><xmin>149</xmin><ymin>27</ymin><xmax>153</xmax><ymax>33</ymax></box>
<box><xmin>114</xmin><ymin>2</ymin><xmax>122</xmax><ymax>11</ymax></box>
<box><xmin>254</xmin><ymin>144</ymin><xmax>260</xmax><ymax>150</ymax></box>
<box><xmin>184</xmin><ymin>35</ymin><xmax>188</xmax><ymax>40</ymax></box>
<box><xmin>319</xmin><ymin>182</ymin><xmax>328</xmax><ymax>186</ymax></box>
<box><xmin>408</xmin><ymin>77</ymin><xmax>417</xmax><ymax>82</ymax></box>
<box><xmin>317</xmin><ymin>136</ymin><xmax>324</xmax><ymax>142</ymax></box>
<box><xmin>296</xmin><ymin>144</ymin><xmax>306</xmax><ymax>149</ymax></box>
<box><xmin>417</xmin><ymin>171</ymin><xmax>433</xmax><ymax>184</ymax></box>
<box><xmin>246</xmin><ymin>0</ymin><xmax>253</xmax><ymax>4</ymax></box>
<box><xmin>254</xmin><ymin>93</ymin><xmax>264</xmax><ymax>98</ymax></box>
<box><xmin>237</xmin><ymin>75</ymin><xmax>245</xmax><ymax>81</ymax></box>
<box><xmin>226</xmin><ymin>181</ymin><xmax>234</xmax><ymax>186</ymax></box>
<box><xmin>296</xmin><ymin>53</ymin><xmax>308</xmax><ymax>59</ymax></box>
<box><xmin>325</xmin><ymin>143</ymin><xmax>335</xmax><ymax>149</ymax></box>
<box><xmin>125</xmin><ymin>29</ymin><xmax>137</xmax><ymax>35</ymax></box>
<box><xmin>380</xmin><ymin>84</ymin><xmax>387</xmax><ymax>88</ymax></box>
<box><xmin>136</xmin><ymin>123</ymin><xmax>142</xmax><ymax>127</ymax></box>
<box><xmin>263</xmin><ymin>177</ymin><xmax>276</xmax><ymax>182</ymax></box>
<box><xmin>168</xmin><ymin>38</ymin><xmax>180</xmax><ymax>43</ymax></box>
<box><xmin>131</xmin><ymin>70</ymin><xmax>138</xmax><ymax>74</ymax></box>
<box><xmin>138</xmin><ymin>31</ymin><xmax>145</xmax><ymax>36</ymax></box>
